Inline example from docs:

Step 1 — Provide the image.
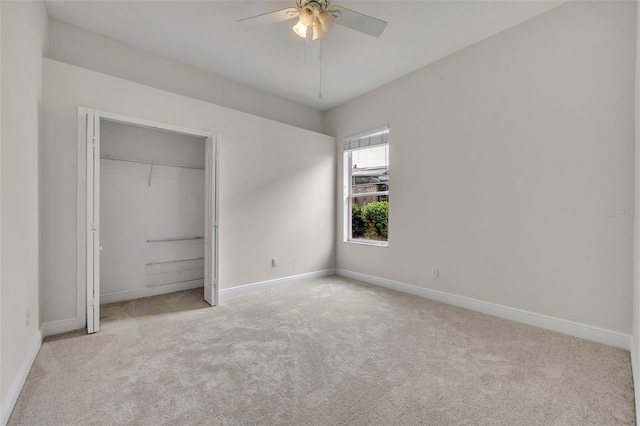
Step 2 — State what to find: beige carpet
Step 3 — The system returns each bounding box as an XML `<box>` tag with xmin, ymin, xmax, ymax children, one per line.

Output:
<box><xmin>8</xmin><ymin>276</ymin><xmax>635</xmax><ymax>425</ymax></box>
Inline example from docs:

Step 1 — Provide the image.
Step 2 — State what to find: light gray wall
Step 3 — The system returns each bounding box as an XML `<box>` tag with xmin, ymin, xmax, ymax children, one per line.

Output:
<box><xmin>1</xmin><ymin>0</ymin><xmax>48</xmax><ymax>409</ymax></box>
<box><xmin>47</xmin><ymin>19</ymin><xmax>325</xmax><ymax>134</ymax></box>
<box><xmin>100</xmin><ymin>121</ymin><xmax>205</xmax><ymax>298</ymax></box>
<box><xmin>325</xmin><ymin>0</ymin><xmax>636</xmax><ymax>334</ymax></box>
<box><xmin>41</xmin><ymin>58</ymin><xmax>336</xmax><ymax>324</ymax></box>
<box><xmin>101</xmin><ymin>121</ymin><xmax>206</xmax><ymax>168</ymax></box>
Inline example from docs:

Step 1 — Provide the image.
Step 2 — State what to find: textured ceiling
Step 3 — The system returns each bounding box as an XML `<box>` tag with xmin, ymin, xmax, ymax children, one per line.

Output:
<box><xmin>46</xmin><ymin>1</ymin><xmax>563</xmax><ymax>110</ymax></box>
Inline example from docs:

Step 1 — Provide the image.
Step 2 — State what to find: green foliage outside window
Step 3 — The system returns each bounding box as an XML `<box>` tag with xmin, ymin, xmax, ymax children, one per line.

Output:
<box><xmin>352</xmin><ymin>201</ymin><xmax>388</xmax><ymax>241</ymax></box>
<box><xmin>352</xmin><ymin>203</ymin><xmax>367</xmax><ymax>238</ymax></box>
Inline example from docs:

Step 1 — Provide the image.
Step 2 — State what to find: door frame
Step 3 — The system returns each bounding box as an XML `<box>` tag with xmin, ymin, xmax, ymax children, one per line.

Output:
<box><xmin>77</xmin><ymin>107</ymin><xmax>219</xmax><ymax>333</ymax></box>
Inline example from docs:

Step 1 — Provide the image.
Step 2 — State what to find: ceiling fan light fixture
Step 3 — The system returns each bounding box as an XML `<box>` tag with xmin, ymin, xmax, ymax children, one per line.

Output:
<box><xmin>312</xmin><ymin>23</ymin><xmax>323</xmax><ymax>40</ymax></box>
<box><xmin>292</xmin><ymin>20</ymin><xmax>308</xmax><ymax>38</ymax></box>
<box><xmin>239</xmin><ymin>0</ymin><xmax>388</xmax><ymax>40</ymax></box>
<box><xmin>299</xmin><ymin>5</ymin><xmax>316</xmax><ymax>26</ymax></box>
<box><xmin>318</xmin><ymin>10</ymin><xmax>335</xmax><ymax>33</ymax></box>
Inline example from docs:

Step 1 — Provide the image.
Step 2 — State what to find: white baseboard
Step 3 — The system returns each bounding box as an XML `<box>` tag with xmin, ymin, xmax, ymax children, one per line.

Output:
<box><xmin>220</xmin><ymin>269</ymin><xmax>336</xmax><ymax>300</ymax></box>
<box><xmin>100</xmin><ymin>280</ymin><xmax>204</xmax><ymax>305</ymax></box>
<box><xmin>631</xmin><ymin>336</ymin><xmax>640</xmax><ymax>424</ymax></box>
<box><xmin>337</xmin><ymin>269</ymin><xmax>631</xmax><ymax>350</ymax></box>
<box><xmin>41</xmin><ymin>317</ymin><xmax>84</xmax><ymax>338</ymax></box>
<box><xmin>1</xmin><ymin>330</ymin><xmax>42</xmax><ymax>426</ymax></box>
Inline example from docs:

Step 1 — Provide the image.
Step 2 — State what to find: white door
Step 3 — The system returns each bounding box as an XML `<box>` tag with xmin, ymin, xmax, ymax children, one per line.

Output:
<box><xmin>86</xmin><ymin>112</ymin><xmax>101</xmax><ymax>333</ymax></box>
<box><xmin>204</xmin><ymin>136</ymin><xmax>216</xmax><ymax>305</ymax></box>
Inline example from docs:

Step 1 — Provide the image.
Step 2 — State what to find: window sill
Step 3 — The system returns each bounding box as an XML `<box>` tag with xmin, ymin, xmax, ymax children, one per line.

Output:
<box><xmin>344</xmin><ymin>239</ymin><xmax>388</xmax><ymax>248</ymax></box>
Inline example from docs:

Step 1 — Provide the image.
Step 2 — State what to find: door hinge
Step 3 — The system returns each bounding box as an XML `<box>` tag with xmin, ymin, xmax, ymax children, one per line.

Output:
<box><xmin>91</xmin><ymin>223</ymin><xmax>97</xmax><ymax>232</ymax></box>
<box><xmin>92</xmin><ymin>298</ymin><xmax>98</xmax><ymax>308</ymax></box>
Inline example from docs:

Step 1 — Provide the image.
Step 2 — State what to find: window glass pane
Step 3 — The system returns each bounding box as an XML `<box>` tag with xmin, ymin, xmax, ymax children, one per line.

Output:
<box><xmin>349</xmin><ymin>144</ymin><xmax>389</xmax><ymax>242</ymax></box>
<box><xmin>351</xmin><ymin>145</ymin><xmax>389</xmax><ymax>196</ymax></box>
<box><xmin>351</xmin><ymin>198</ymin><xmax>388</xmax><ymax>242</ymax></box>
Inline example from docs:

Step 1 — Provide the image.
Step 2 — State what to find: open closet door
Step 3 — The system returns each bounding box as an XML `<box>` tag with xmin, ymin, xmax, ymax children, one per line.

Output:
<box><xmin>204</xmin><ymin>136</ymin><xmax>218</xmax><ymax>306</ymax></box>
<box><xmin>81</xmin><ymin>108</ymin><xmax>218</xmax><ymax>334</ymax></box>
<box><xmin>86</xmin><ymin>112</ymin><xmax>101</xmax><ymax>333</ymax></box>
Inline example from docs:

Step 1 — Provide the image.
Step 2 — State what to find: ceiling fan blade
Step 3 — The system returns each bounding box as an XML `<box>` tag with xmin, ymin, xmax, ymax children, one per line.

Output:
<box><xmin>333</xmin><ymin>6</ymin><xmax>387</xmax><ymax>37</ymax></box>
<box><xmin>237</xmin><ymin>8</ymin><xmax>298</xmax><ymax>31</ymax></box>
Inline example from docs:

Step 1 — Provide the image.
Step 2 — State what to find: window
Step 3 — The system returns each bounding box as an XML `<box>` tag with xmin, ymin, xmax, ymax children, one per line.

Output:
<box><xmin>343</xmin><ymin>126</ymin><xmax>389</xmax><ymax>246</ymax></box>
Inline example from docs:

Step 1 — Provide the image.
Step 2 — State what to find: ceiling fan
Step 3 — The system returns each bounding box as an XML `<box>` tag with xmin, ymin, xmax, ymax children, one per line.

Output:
<box><xmin>237</xmin><ymin>0</ymin><xmax>388</xmax><ymax>40</ymax></box>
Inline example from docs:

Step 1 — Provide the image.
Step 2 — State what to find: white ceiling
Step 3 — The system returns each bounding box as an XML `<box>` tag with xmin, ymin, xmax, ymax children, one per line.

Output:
<box><xmin>45</xmin><ymin>1</ymin><xmax>563</xmax><ymax>111</ymax></box>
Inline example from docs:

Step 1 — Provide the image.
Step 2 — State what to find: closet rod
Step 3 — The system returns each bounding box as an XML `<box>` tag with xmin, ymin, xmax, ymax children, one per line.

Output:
<box><xmin>146</xmin><ymin>236</ymin><xmax>204</xmax><ymax>243</ymax></box>
<box><xmin>100</xmin><ymin>154</ymin><xmax>205</xmax><ymax>170</ymax></box>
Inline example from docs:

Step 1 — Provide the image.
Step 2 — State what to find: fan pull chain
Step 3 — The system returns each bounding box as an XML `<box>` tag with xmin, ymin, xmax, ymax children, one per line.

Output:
<box><xmin>319</xmin><ymin>37</ymin><xmax>323</xmax><ymax>100</ymax></box>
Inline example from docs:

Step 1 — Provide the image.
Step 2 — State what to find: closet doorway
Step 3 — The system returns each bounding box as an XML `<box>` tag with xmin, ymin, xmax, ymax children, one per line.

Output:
<box><xmin>78</xmin><ymin>108</ymin><xmax>218</xmax><ymax>333</ymax></box>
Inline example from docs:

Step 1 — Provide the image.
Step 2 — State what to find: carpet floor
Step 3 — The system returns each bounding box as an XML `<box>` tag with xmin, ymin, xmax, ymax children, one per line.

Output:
<box><xmin>8</xmin><ymin>276</ymin><xmax>636</xmax><ymax>425</ymax></box>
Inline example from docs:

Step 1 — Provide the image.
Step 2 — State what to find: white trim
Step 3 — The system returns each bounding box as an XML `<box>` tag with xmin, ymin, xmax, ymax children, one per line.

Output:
<box><xmin>631</xmin><ymin>336</ymin><xmax>640</xmax><ymax>424</ymax></box>
<box><xmin>343</xmin><ymin>144</ymin><xmax>390</xmax><ymax>245</ymax></box>
<box><xmin>343</xmin><ymin>151</ymin><xmax>351</xmax><ymax>243</ymax></box>
<box><xmin>203</xmin><ymin>134</ymin><xmax>217</xmax><ymax>306</ymax></box>
<box><xmin>220</xmin><ymin>269</ymin><xmax>336</xmax><ymax>300</ymax></box>
<box><xmin>100</xmin><ymin>281</ymin><xmax>205</xmax><ymax>305</ymax></box>
<box><xmin>337</xmin><ymin>269</ymin><xmax>631</xmax><ymax>350</ymax></box>
<box><xmin>350</xmin><ymin>191</ymin><xmax>389</xmax><ymax>199</ymax></box>
<box><xmin>213</xmin><ymin>136</ymin><xmax>220</xmax><ymax>306</ymax></box>
<box><xmin>1</xmin><ymin>331</ymin><xmax>42</xmax><ymax>426</ymax></box>
<box><xmin>77</xmin><ymin>107</ymin><xmax>88</xmax><ymax>329</ymax></box>
<box><xmin>41</xmin><ymin>317</ymin><xmax>84</xmax><ymax>338</ymax></box>
<box><xmin>345</xmin><ymin>239</ymin><xmax>389</xmax><ymax>248</ymax></box>
<box><xmin>97</xmin><ymin>110</ymin><xmax>211</xmax><ymax>138</ymax></box>
<box><xmin>88</xmin><ymin>111</ymin><xmax>99</xmax><ymax>333</ymax></box>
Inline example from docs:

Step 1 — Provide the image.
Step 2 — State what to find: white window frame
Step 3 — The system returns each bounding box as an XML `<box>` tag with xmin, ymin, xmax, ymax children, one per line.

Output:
<box><xmin>343</xmin><ymin>126</ymin><xmax>389</xmax><ymax>247</ymax></box>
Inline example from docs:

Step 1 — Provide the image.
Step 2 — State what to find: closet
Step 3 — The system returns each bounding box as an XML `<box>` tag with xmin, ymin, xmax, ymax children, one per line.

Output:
<box><xmin>99</xmin><ymin>120</ymin><xmax>208</xmax><ymax>304</ymax></box>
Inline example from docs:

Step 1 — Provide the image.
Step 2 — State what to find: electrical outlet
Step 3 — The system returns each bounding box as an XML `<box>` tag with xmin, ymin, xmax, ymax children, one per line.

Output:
<box><xmin>432</xmin><ymin>267</ymin><xmax>439</xmax><ymax>278</ymax></box>
<box><xmin>271</xmin><ymin>258</ymin><xmax>277</xmax><ymax>268</ymax></box>
<box><xmin>26</xmin><ymin>308</ymin><xmax>31</xmax><ymax>328</ymax></box>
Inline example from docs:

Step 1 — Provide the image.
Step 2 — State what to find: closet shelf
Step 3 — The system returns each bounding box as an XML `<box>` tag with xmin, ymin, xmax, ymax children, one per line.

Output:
<box><xmin>146</xmin><ymin>257</ymin><xmax>205</xmax><ymax>288</ymax></box>
<box><xmin>146</xmin><ymin>257</ymin><xmax>205</xmax><ymax>266</ymax></box>
<box><xmin>146</xmin><ymin>236</ymin><xmax>204</xmax><ymax>243</ymax></box>
<box><xmin>100</xmin><ymin>154</ymin><xmax>205</xmax><ymax>170</ymax></box>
